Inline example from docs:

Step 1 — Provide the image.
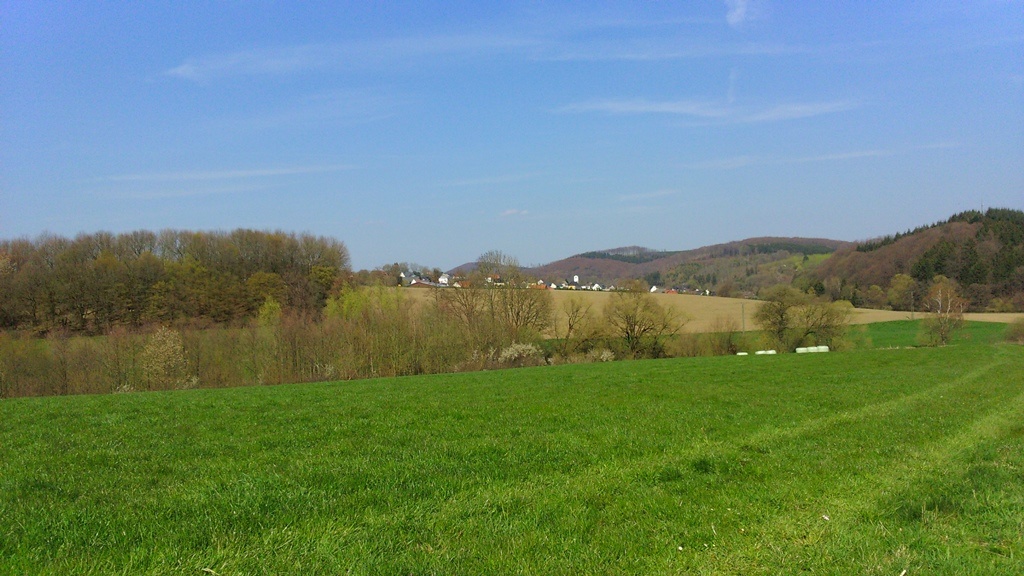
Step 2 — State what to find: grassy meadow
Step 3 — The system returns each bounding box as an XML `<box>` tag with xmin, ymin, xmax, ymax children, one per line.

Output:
<box><xmin>2</xmin><ymin>322</ymin><xmax>1023</xmax><ymax>574</ymax></box>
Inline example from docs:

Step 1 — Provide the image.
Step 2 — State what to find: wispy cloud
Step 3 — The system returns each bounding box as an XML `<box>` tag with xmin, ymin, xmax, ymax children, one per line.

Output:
<box><xmin>166</xmin><ymin>27</ymin><xmax>809</xmax><ymax>81</ymax></box>
<box><xmin>102</xmin><ymin>164</ymin><xmax>355</xmax><ymax>183</ymax></box>
<box><xmin>618</xmin><ymin>189</ymin><xmax>677</xmax><ymax>202</ymax></box>
<box><xmin>687</xmin><ymin>155</ymin><xmax>763</xmax><ymax>170</ymax></box>
<box><xmin>687</xmin><ymin>150</ymin><xmax>888</xmax><ymax>170</ymax></box>
<box><xmin>742</xmin><ymin>101</ymin><xmax>859</xmax><ymax>122</ymax></box>
<box><xmin>109</xmin><ymin>183</ymin><xmax>278</xmax><ymax>200</ymax></box>
<box><xmin>166</xmin><ymin>35</ymin><xmax>539</xmax><ymax>81</ymax></box>
<box><xmin>166</xmin><ymin>46</ymin><xmax>322</xmax><ymax>80</ymax></box>
<box><xmin>557</xmin><ymin>99</ymin><xmax>730</xmax><ymax>118</ymax></box>
<box><xmin>725</xmin><ymin>0</ymin><xmax>752</xmax><ymax>28</ymax></box>
<box><xmin>228</xmin><ymin>91</ymin><xmax>401</xmax><ymax>130</ymax></box>
<box><xmin>500</xmin><ymin>209</ymin><xmax>529</xmax><ymax>217</ymax></box>
<box><xmin>442</xmin><ymin>172</ymin><xmax>543</xmax><ymax>187</ymax></box>
<box><xmin>521</xmin><ymin>7</ymin><xmax>781</xmax><ymax>60</ymax></box>
<box><xmin>557</xmin><ymin>98</ymin><xmax>858</xmax><ymax>124</ymax></box>
<box><xmin>536</xmin><ymin>40</ymin><xmax>806</xmax><ymax>62</ymax></box>
<box><xmin>727</xmin><ymin>67</ymin><xmax>740</xmax><ymax>103</ymax></box>
<box><xmin>686</xmin><ymin>142</ymin><xmax>960</xmax><ymax>170</ymax></box>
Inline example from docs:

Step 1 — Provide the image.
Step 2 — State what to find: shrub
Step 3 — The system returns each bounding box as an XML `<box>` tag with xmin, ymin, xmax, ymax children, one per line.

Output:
<box><xmin>666</xmin><ymin>333</ymin><xmax>708</xmax><ymax>358</ymax></box>
<box><xmin>920</xmin><ymin>276</ymin><xmax>966</xmax><ymax>346</ymax></box>
<box><xmin>1006</xmin><ymin>319</ymin><xmax>1024</xmax><ymax>345</ymax></box>
<box><xmin>497</xmin><ymin>342</ymin><xmax>545</xmax><ymax>368</ymax></box>
<box><xmin>102</xmin><ymin>327</ymin><xmax>143</xmax><ymax>393</ymax></box>
<box><xmin>141</xmin><ymin>326</ymin><xmax>194</xmax><ymax>390</ymax></box>
<box><xmin>588</xmin><ymin>348</ymin><xmax>616</xmax><ymax>363</ymax></box>
<box><xmin>708</xmin><ymin>316</ymin><xmax>740</xmax><ymax>355</ymax></box>
<box><xmin>754</xmin><ymin>286</ymin><xmax>851</xmax><ymax>352</ymax></box>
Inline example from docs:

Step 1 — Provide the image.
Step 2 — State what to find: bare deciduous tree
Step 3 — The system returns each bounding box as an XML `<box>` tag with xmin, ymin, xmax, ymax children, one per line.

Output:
<box><xmin>435</xmin><ymin>251</ymin><xmax>552</xmax><ymax>349</ymax></box>
<box><xmin>922</xmin><ymin>275</ymin><xmax>966</xmax><ymax>345</ymax></box>
<box><xmin>604</xmin><ymin>286</ymin><xmax>685</xmax><ymax>358</ymax></box>
<box><xmin>754</xmin><ymin>285</ymin><xmax>851</xmax><ymax>351</ymax></box>
<box><xmin>555</xmin><ymin>296</ymin><xmax>600</xmax><ymax>357</ymax></box>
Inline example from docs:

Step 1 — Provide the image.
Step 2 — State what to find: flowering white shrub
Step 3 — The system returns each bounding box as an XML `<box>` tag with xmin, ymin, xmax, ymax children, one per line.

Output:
<box><xmin>497</xmin><ymin>342</ymin><xmax>544</xmax><ymax>367</ymax></box>
<box><xmin>588</xmin><ymin>348</ymin><xmax>616</xmax><ymax>362</ymax></box>
<box><xmin>141</xmin><ymin>326</ymin><xmax>193</xmax><ymax>390</ymax></box>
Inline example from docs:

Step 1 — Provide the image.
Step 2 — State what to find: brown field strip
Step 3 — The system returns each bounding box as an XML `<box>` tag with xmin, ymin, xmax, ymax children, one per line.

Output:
<box><xmin>399</xmin><ymin>287</ymin><xmax>1023</xmax><ymax>333</ymax></box>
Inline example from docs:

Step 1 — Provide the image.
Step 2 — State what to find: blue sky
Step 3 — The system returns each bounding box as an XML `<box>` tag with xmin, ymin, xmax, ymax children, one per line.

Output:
<box><xmin>2</xmin><ymin>1</ymin><xmax>1022</xmax><ymax>270</ymax></box>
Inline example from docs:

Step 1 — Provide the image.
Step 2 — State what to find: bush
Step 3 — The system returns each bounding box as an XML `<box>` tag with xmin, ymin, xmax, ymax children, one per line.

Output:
<box><xmin>1006</xmin><ymin>319</ymin><xmax>1024</xmax><ymax>344</ymax></box>
<box><xmin>920</xmin><ymin>276</ymin><xmax>966</xmax><ymax>346</ymax></box>
<box><xmin>987</xmin><ymin>298</ymin><xmax>1017</xmax><ymax>313</ymax></box>
<box><xmin>708</xmin><ymin>316</ymin><xmax>740</xmax><ymax>355</ymax></box>
<box><xmin>141</xmin><ymin>326</ymin><xmax>194</xmax><ymax>390</ymax></box>
<box><xmin>754</xmin><ymin>286</ymin><xmax>851</xmax><ymax>352</ymax></box>
<box><xmin>0</xmin><ymin>333</ymin><xmax>50</xmax><ymax>398</ymax></box>
<box><xmin>667</xmin><ymin>333</ymin><xmax>707</xmax><ymax>358</ymax></box>
<box><xmin>587</xmin><ymin>348</ymin><xmax>616</xmax><ymax>363</ymax></box>
<box><xmin>497</xmin><ymin>343</ymin><xmax>545</xmax><ymax>368</ymax></box>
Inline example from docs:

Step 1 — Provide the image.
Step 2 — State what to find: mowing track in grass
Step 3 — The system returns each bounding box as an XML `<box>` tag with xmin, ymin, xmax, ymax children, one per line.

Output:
<box><xmin>1</xmin><ymin>341</ymin><xmax>1022</xmax><ymax>574</ymax></box>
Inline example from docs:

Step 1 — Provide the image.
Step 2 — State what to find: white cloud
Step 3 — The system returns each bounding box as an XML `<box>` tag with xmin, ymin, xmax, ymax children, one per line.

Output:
<box><xmin>95</xmin><ymin>164</ymin><xmax>359</xmax><ymax>201</ymax></box>
<box><xmin>725</xmin><ymin>0</ymin><xmax>751</xmax><ymax>28</ymax></box>
<box><xmin>686</xmin><ymin>150</ymin><xmax>886</xmax><ymax>170</ymax></box>
<box><xmin>557</xmin><ymin>99</ymin><xmax>730</xmax><ymax>119</ymax></box>
<box><xmin>102</xmin><ymin>164</ymin><xmax>355</xmax><ymax>183</ymax></box>
<box><xmin>741</xmin><ymin>101</ymin><xmax>859</xmax><ymax>122</ymax></box>
<box><xmin>166</xmin><ymin>46</ymin><xmax>326</xmax><ymax>80</ymax></box>
<box><xmin>500</xmin><ymin>209</ymin><xmax>529</xmax><ymax>217</ymax></box>
<box><xmin>557</xmin><ymin>98</ymin><xmax>858</xmax><ymax>124</ymax></box>
<box><xmin>229</xmin><ymin>91</ymin><xmax>400</xmax><ymax>130</ymax></box>
<box><xmin>108</xmin><ymin>183</ymin><xmax>277</xmax><ymax>200</ymax></box>
<box><xmin>685</xmin><ymin>155</ymin><xmax>763</xmax><ymax>170</ymax></box>
<box><xmin>442</xmin><ymin>172</ymin><xmax>543</xmax><ymax>187</ymax></box>
<box><xmin>537</xmin><ymin>40</ymin><xmax>804</xmax><ymax>62</ymax></box>
<box><xmin>618</xmin><ymin>189</ymin><xmax>677</xmax><ymax>202</ymax></box>
<box><xmin>727</xmin><ymin>67</ymin><xmax>740</xmax><ymax>103</ymax></box>
<box><xmin>165</xmin><ymin>35</ymin><xmax>538</xmax><ymax>81</ymax></box>
<box><xmin>685</xmin><ymin>142</ymin><xmax>959</xmax><ymax>170</ymax></box>
<box><xmin>165</xmin><ymin>27</ymin><xmax>807</xmax><ymax>82</ymax></box>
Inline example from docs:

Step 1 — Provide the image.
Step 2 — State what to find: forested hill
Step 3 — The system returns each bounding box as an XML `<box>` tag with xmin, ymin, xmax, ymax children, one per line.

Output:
<box><xmin>527</xmin><ymin>237</ymin><xmax>846</xmax><ymax>290</ymax></box>
<box><xmin>0</xmin><ymin>230</ymin><xmax>350</xmax><ymax>334</ymax></box>
<box><xmin>809</xmin><ymin>208</ymin><xmax>1024</xmax><ymax>311</ymax></box>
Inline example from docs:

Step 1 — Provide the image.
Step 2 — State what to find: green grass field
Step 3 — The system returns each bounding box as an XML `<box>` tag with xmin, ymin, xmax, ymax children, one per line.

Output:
<box><xmin>2</xmin><ymin>322</ymin><xmax>1023</xmax><ymax>574</ymax></box>
<box><xmin>855</xmin><ymin>319</ymin><xmax>1010</xmax><ymax>350</ymax></box>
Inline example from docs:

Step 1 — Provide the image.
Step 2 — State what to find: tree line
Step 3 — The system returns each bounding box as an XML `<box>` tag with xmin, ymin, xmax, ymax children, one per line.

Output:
<box><xmin>4</xmin><ymin>227</ymin><xmax>980</xmax><ymax>400</ymax></box>
<box><xmin>1</xmin><ymin>246</ymin><xmax>726</xmax><ymax>398</ymax></box>
<box><xmin>0</xmin><ymin>229</ymin><xmax>350</xmax><ymax>334</ymax></box>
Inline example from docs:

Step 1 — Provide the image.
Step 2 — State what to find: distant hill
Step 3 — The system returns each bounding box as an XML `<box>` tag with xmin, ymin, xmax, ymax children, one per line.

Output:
<box><xmin>527</xmin><ymin>237</ymin><xmax>847</xmax><ymax>293</ymax></box>
<box><xmin>574</xmin><ymin>246</ymin><xmax>682</xmax><ymax>265</ymax></box>
<box><xmin>450</xmin><ymin>208</ymin><xmax>1024</xmax><ymax>311</ymax></box>
<box><xmin>807</xmin><ymin>208</ymin><xmax>1024</xmax><ymax>310</ymax></box>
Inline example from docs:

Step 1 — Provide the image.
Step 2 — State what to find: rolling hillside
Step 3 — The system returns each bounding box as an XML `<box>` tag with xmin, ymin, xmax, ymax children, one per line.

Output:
<box><xmin>490</xmin><ymin>208</ymin><xmax>1024</xmax><ymax>311</ymax></box>
<box><xmin>809</xmin><ymin>208</ymin><xmax>1024</xmax><ymax>310</ymax></box>
<box><xmin>526</xmin><ymin>237</ymin><xmax>847</xmax><ymax>291</ymax></box>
